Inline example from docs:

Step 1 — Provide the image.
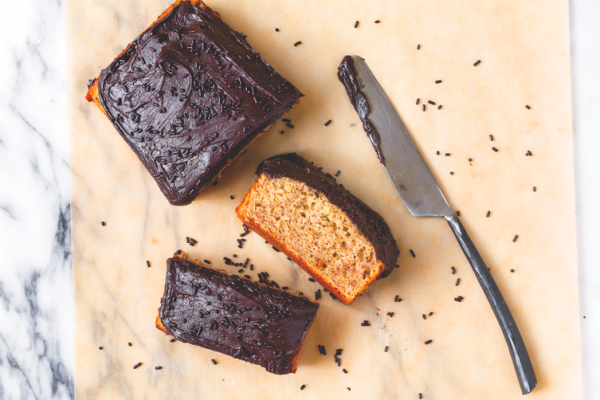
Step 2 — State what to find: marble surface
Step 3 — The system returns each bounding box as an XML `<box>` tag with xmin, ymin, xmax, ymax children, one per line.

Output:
<box><xmin>0</xmin><ymin>1</ymin><xmax>598</xmax><ymax>400</ymax></box>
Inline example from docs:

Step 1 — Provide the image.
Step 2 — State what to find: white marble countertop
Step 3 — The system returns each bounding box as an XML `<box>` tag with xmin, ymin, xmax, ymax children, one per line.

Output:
<box><xmin>0</xmin><ymin>0</ymin><xmax>597</xmax><ymax>399</ymax></box>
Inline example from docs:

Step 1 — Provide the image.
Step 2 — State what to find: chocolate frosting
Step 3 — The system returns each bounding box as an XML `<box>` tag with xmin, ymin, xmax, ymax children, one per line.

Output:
<box><xmin>256</xmin><ymin>154</ymin><xmax>399</xmax><ymax>278</ymax></box>
<box><xmin>158</xmin><ymin>258</ymin><xmax>319</xmax><ymax>374</ymax></box>
<box><xmin>337</xmin><ymin>56</ymin><xmax>385</xmax><ymax>164</ymax></box>
<box><xmin>96</xmin><ymin>1</ymin><xmax>302</xmax><ymax>205</ymax></box>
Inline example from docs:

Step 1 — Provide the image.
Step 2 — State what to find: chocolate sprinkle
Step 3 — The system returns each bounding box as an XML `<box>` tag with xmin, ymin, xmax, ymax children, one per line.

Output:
<box><xmin>211</xmin><ymin>359</ymin><xmax>217</xmax><ymax>365</ymax></box>
<box><xmin>513</xmin><ymin>235</ymin><xmax>519</xmax><ymax>242</ymax></box>
<box><xmin>489</xmin><ymin>134</ymin><xmax>494</xmax><ymax>141</ymax></box>
<box><xmin>533</xmin><ymin>186</ymin><xmax>537</xmax><ymax>192</ymax></box>
<box><xmin>133</xmin><ymin>362</ymin><xmax>142</xmax><ymax>369</ymax></box>
<box><xmin>445</xmin><ymin>153</ymin><xmax>451</xmax><ymax>156</ymax></box>
<box><xmin>375</xmin><ymin>20</ymin><xmax>381</xmax><ymax>24</ymax></box>
<box><xmin>343</xmin><ymin>368</ymin><xmax>348</xmax><ymax>373</ymax></box>
<box><xmin>385</xmin><ymin>346</ymin><xmax>389</xmax><ymax>352</ymax></box>
<box><xmin>416</xmin><ymin>98</ymin><xmax>420</xmax><ymax>105</ymax></box>
<box><xmin>275</xmin><ymin>28</ymin><xmax>279</xmax><ymax>32</ymax></box>
<box><xmin>424</xmin><ymin>340</ymin><xmax>433</xmax><ymax>345</ymax></box>
<box><xmin>300</xmin><ymin>384</ymin><xmax>306</xmax><ymax>390</ymax></box>
<box><xmin>428</xmin><ymin>100</ymin><xmax>436</xmax><ymax>105</ymax></box>
<box><xmin>429</xmin><ymin>312</ymin><xmax>433</xmax><ymax>316</ymax></box>
<box><xmin>422</xmin><ymin>314</ymin><xmax>426</xmax><ymax>320</ymax></box>
<box><xmin>100</xmin><ymin>221</ymin><xmax>106</xmax><ymax>226</ymax></box>
<box><xmin>146</xmin><ymin>261</ymin><xmax>151</xmax><ymax>268</ymax></box>
<box><xmin>128</xmin><ymin>342</ymin><xmax>132</xmax><ymax>347</ymax></box>
<box><xmin>454</xmin><ymin>296</ymin><xmax>464</xmax><ymax>302</ymax></box>
<box><xmin>99</xmin><ymin>346</ymin><xmax>103</xmax><ymax>350</ymax></box>
<box><xmin>419</xmin><ymin>394</ymin><xmax>423</xmax><ymax>399</ymax></box>
<box><xmin>325</xmin><ymin>119</ymin><xmax>332</xmax><ymax>126</ymax></box>
<box><xmin>410</xmin><ymin>249</ymin><xmax>416</xmax><ymax>258</ymax></box>
<box><xmin>486</xmin><ymin>211</ymin><xmax>491</xmax><ymax>218</ymax></box>
<box><xmin>154</xmin><ymin>366</ymin><xmax>162</xmax><ymax>370</ymax></box>
<box><xmin>335</xmin><ymin>170</ymin><xmax>340</xmax><ymax>177</ymax></box>
<box><xmin>449</xmin><ymin>172</ymin><xmax>454</xmax><ymax>175</ymax></box>
<box><xmin>455</xmin><ymin>278</ymin><xmax>460</xmax><ymax>286</ymax></box>
<box><xmin>438</xmin><ymin>105</ymin><xmax>442</xmax><ymax>110</ymax></box>
<box><xmin>282</xmin><ymin>118</ymin><xmax>291</xmax><ymax>123</ymax></box>
<box><xmin>451</xmin><ymin>266</ymin><xmax>456</xmax><ymax>274</ymax></box>
<box><xmin>423</xmin><ymin>104</ymin><xmax>426</xmax><ymax>112</ymax></box>
<box><xmin>526</xmin><ymin>105</ymin><xmax>531</xmax><ymax>109</ymax></box>
<box><xmin>361</xmin><ymin>320</ymin><xmax>371</xmax><ymax>326</ymax></box>
<box><xmin>511</xmin><ymin>269</ymin><xmax>515</xmax><ymax>273</ymax></box>
<box><xmin>417</xmin><ymin>44</ymin><xmax>421</xmax><ymax>50</ymax></box>
<box><xmin>387</xmin><ymin>312</ymin><xmax>395</xmax><ymax>317</ymax></box>
<box><xmin>456</xmin><ymin>211</ymin><xmax>461</xmax><ymax>216</ymax></box>
<box><xmin>294</xmin><ymin>41</ymin><xmax>302</xmax><ymax>47</ymax></box>
<box><xmin>230</xmin><ymin>195</ymin><xmax>235</xmax><ymax>200</ymax></box>
<box><xmin>474</xmin><ymin>60</ymin><xmax>481</xmax><ymax>66</ymax></box>
<box><xmin>354</xmin><ymin>21</ymin><xmax>359</xmax><ymax>28</ymax></box>
<box><xmin>492</xmin><ymin>147</ymin><xmax>498</xmax><ymax>152</ymax></box>
<box><xmin>435</xmin><ymin>80</ymin><xmax>442</xmax><ymax>84</ymax></box>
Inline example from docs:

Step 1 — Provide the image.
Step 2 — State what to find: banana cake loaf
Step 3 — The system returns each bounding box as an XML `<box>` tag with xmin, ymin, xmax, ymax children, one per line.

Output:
<box><xmin>236</xmin><ymin>154</ymin><xmax>400</xmax><ymax>304</ymax></box>
<box><xmin>86</xmin><ymin>0</ymin><xmax>302</xmax><ymax>205</ymax></box>
<box><xmin>156</xmin><ymin>255</ymin><xmax>319</xmax><ymax>374</ymax></box>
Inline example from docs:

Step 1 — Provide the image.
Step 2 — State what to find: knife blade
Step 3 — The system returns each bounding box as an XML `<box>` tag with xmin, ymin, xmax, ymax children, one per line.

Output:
<box><xmin>339</xmin><ymin>55</ymin><xmax>537</xmax><ymax>395</ymax></box>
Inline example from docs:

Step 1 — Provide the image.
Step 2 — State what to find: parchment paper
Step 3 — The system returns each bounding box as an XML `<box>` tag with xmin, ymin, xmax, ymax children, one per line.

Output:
<box><xmin>66</xmin><ymin>0</ymin><xmax>581</xmax><ymax>398</ymax></box>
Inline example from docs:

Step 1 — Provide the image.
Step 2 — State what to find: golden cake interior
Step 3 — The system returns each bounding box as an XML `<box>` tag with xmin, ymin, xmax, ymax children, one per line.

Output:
<box><xmin>237</xmin><ymin>175</ymin><xmax>384</xmax><ymax>303</ymax></box>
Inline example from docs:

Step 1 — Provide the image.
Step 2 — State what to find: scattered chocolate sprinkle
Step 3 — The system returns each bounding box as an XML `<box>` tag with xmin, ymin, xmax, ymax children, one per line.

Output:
<box><xmin>419</xmin><ymin>394</ymin><xmax>423</xmax><ymax>399</ymax></box>
<box><xmin>282</xmin><ymin>118</ymin><xmax>291</xmax><ymax>123</ymax></box>
<box><xmin>428</xmin><ymin>100</ymin><xmax>436</xmax><ymax>105</ymax></box>
<box><xmin>336</xmin><ymin>349</ymin><xmax>343</xmax><ymax>355</ymax></box>
<box><xmin>99</xmin><ymin>346</ymin><xmax>103</xmax><ymax>350</ymax></box>
<box><xmin>230</xmin><ymin>195</ymin><xmax>234</xmax><ymax>200</ymax></box>
<box><xmin>294</xmin><ymin>41</ymin><xmax>302</xmax><ymax>47</ymax></box>
<box><xmin>375</xmin><ymin>20</ymin><xmax>380</xmax><ymax>23</ymax></box>
<box><xmin>474</xmin><ymin>60</ymin><xmax>481</xmax><ymax>66</ymax></box>
<box><xmin>417</xmin><ymin>44</ymin><xmax>421</xmax><ymax>50</ymax></box>
<box><xmin>211</xmin><ymin>359</ymin><xmax>217</xmax><ymax>365</ymax></box>
<box><xmin>510</xmin><ymin>269</ymin><xmax>515</xmax><ymax>273</ymax></box>
<box><xmin>455</xmin><ymin>278</ymin><xmax>460</xmax><ymax>286</ymax></box>
<box><xmin>282</xmin><ymin>286</ymin><xmax>289</xmax><ymax>290</ymax></box>
<box><xmin>354</xmin><ymin>21</ymin><xmax>359</xmax><ymax>28</ymax></box>
<box><xmin>396</xmin><ymin>264</ymin><xmax>399</xmax><ymax>268</ymax></box>
<box><xmin>343</xmin><ymin>368</ymin><xmax>348</xmax><ymax>373</ymax></box>
<box><xmin>394</xmin><ymin>295</ymin><xmax>402</xmax><ymax>302</ymax></box>
<box><xmin>438</xmin><ymin>105</ymin><xmax>442</xmax><ymax>110</ymax></box>
<box><xmin>325</xmin><ymin>119</ymin><xmax>332</xmax><ymax>126</ymax></box>
<box><xmin>335</xmin><ymin>170</ymin><xmax>341</xmax><ymax>177</ymax></box>
<box><xmin>410</xmin><ymin>249</ymin><xmax>416</xmax><ymax>258</ymax></box>
<box><xmin>423</xmin><ymin>104</ymin><xmax>426</xmax><ymax>112</ymax></box>
<box><xmin>213</xmin><ymin>181</ymin><xmax>219</xmax><ymax>186</ymax></box>
<box><xmin>133</xmin><ymin>362</ymin><xmax>142</xmax><ymax>369</ymax></box>
<box><xmin>533</xmin><ymin>186</ymin><xmax>537</xmax><ymax>192</ymax></box>
<box><xmin>361</xmin><ymin>320</ymin><xmax>371</xmax><ymax>326</ymax></box>
<box><xmin>449</xmin><ymin>172</ymin><xmax>454</xmax><ymax>175</ymax></box>
<box><xmin>526</xmin><ymin>150</ymin><xmax>533</xmax><ymax>156</ymax></box>
<box><xmin>492</xmin><ymin>147</ymin><xmax>498</xmax><ymax>152</ymax></box>
<box><xmin>385</xmin><ymin>346</ymin><xmax>389</xmax><ymax>352</ymax></box>
<box><xmin>422</xmin><ymin>314</ymin><xmax>426</xmax><ymax>320</ymax></box>
<box><xmin>436</xmin><ymin>151</ymin><xmax>440</xmax><ymax>155</ymax></box>
<box><xmin>468</xmin><ymin>158</ymin><xmax>472</xmax><ymax>162</ymax></box>
<box><xmin>100</xmin><ymin>221</ymin><xmax>106</xmax><ymax>226</ymax></box>
<box><xmin>186</xmin><ymin>237</ymin><xmax>189</xmax><ymax>244</ymax></box>
<box><xmin>435</xmin><ymin>80</ymin><xmax>442</xmax><ymax>84</ymax></box>
<box><xmin>416</xmin><ymin>98</ymin><xmax>420</xmax><ymax>105</ymax></box>
<box><xmin>300</xmin><ymin>384</ymin><xmax>306</xmax><ymax>390</ymax></box>
<box><xmin>526</xmin><ymin>105</ymin><xmax>531</xmax><ymax>109</ymax></box>
<box><xmin>456</xmin><ymin>211</ymin><xmax>461</xmax><ymax>216</ymax></box>
<box><xmin>387</xmin><ymin>312</ymin><xmax>395</xmax><ymax>317</ymax></box>
<box><xmin>348</xmin><ymin>387</ymin><xmax>351</xmax><ymax>391</ymax></box>
<box><xmin>513</xmin><ymin>235</ymin><xmax>519</xmax><ymax>242</ymax></box>
<box><xmin>286</xmin><ymin>123</ymin><xmax>294</xmax><ymax>129</ymax></box>
<box><xmin>486</xmin><ymin>211</ymin><xmax>491</xmax><ymax>218</ymax></box>
<box><xmin>429</xmin><ymin>312</ymin><xmax>433</xmax><ymax>316</ymax></box>
<box><xmin>175</xmin><ymin>250</ymin><xmax>182</xmax><ymax>255</ymax></box>
<box><xmin>154</xmin><ymin>366</ymin><xmax>162</xmax><ymax>370</ymax></box>
<box><xmin>454</xmin><ymin>296</ymin><xmax>464</xmax><ymax>302</ymax></box>
<box><xmin>275</xmin><ymin>28</ymin><xmax>279</xmax><ymax>32</ymax></box>
<box><xmin>128</xmin><ymin>342</ymin><xmax>132</xmax><ymax>347</ymax></box>
<box><xmin>170</xmin><ymin>338</ymin><xmax>176</xmax><ymax>342</ymax></box>
<box><xmin>489</xmin><ymin>134</ymin><xmax>494</xmax><ymax>141</ymax></box>
<box><xmin>272</xmin><ymin>246</ymin><xmax>280</xmax><ymax>252</ymax></box>
<box><xmin>280</xmin><ymin>130</ymin><xmax>284</xmax><ymax>135</ymax></box>
<box><xmin>146</xmin><ymin>261</ymin><xmax>151</xmax><ymax>268</ymax></box>
<box><xmin>424</xmin><ymin>340</ymin><xmax>433</xmax><ymax>345</ymax></box>
<box><xmin>250</xmin><ymin>264</ymin><xmax>254</xmax><ymax>271</ymax></box>
<box><xmin>451</xmin><ymin>266</ymin><xmax>456</xmax><ymax>274</ymax></box>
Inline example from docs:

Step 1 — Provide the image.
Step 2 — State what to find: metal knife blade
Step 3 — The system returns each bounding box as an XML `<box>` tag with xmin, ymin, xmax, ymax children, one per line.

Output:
<box><xmin>350</xmin><ymin>55</ymin><xmax>453</xmax><ymax>218</ymax></box>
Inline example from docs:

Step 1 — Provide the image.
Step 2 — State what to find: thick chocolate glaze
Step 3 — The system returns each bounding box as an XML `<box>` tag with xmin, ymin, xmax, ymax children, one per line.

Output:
<box><xmin>337</xmin><ymin>56</ymin><xmax>385</xmax><ymax>164</ymax></box>
<box><xmin>158</xmin><ymin>258</ymin><xmax>319</xmax><ymax>374</ymax></box>
<box><xmin>96</xmin><ymin>1</ymin><xmax>302</xmax><ymax>205</ymax></box>
<box><xmin>256</xmin><ymin>154</ymin><xmax>399</xmax><ymax>278</ymax></box>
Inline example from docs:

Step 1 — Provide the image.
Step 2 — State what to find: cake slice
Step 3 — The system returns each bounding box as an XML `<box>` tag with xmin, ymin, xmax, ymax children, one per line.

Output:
<box><xmin>156</xmin><ymin>255</ymin><xmax>319</xmax><ymax>375</ymax></box>
<box><xmin>236</xmin><ymin>154</ymin><xmax>400</xmax><ymax>304</ymax></box>
<box><xmin>86</xmin><ymin>0</ymin><xmax>302</xmax><ymax>205</ymax></box>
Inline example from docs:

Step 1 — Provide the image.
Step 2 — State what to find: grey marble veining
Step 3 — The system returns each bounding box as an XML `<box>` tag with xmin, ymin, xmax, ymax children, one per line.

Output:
<box><xmin>0</xmin><ymin>0</ymin><xmax>73</xmax><ymax>399</ymax></box>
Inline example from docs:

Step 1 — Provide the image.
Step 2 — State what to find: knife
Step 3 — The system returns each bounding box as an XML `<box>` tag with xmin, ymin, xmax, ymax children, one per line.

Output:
<box><xmin>339</xmin><ymin>55</ymin><xmax>537</xmax><ymax>395</ymax></box>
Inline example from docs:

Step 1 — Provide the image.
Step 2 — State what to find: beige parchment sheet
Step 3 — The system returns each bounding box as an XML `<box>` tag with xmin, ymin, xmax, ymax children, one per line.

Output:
<box><xmin>66</xmin><ymin>0</ymin><xmax>581</xmax><ymax>398</ymax></box>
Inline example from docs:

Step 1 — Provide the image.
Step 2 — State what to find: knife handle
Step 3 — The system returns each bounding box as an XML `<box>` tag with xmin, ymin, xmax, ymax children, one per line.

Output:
<box><xmin>445</xmin><ymin>215</ymin><xmax>537</xmax><ymax>395</ymax></box>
